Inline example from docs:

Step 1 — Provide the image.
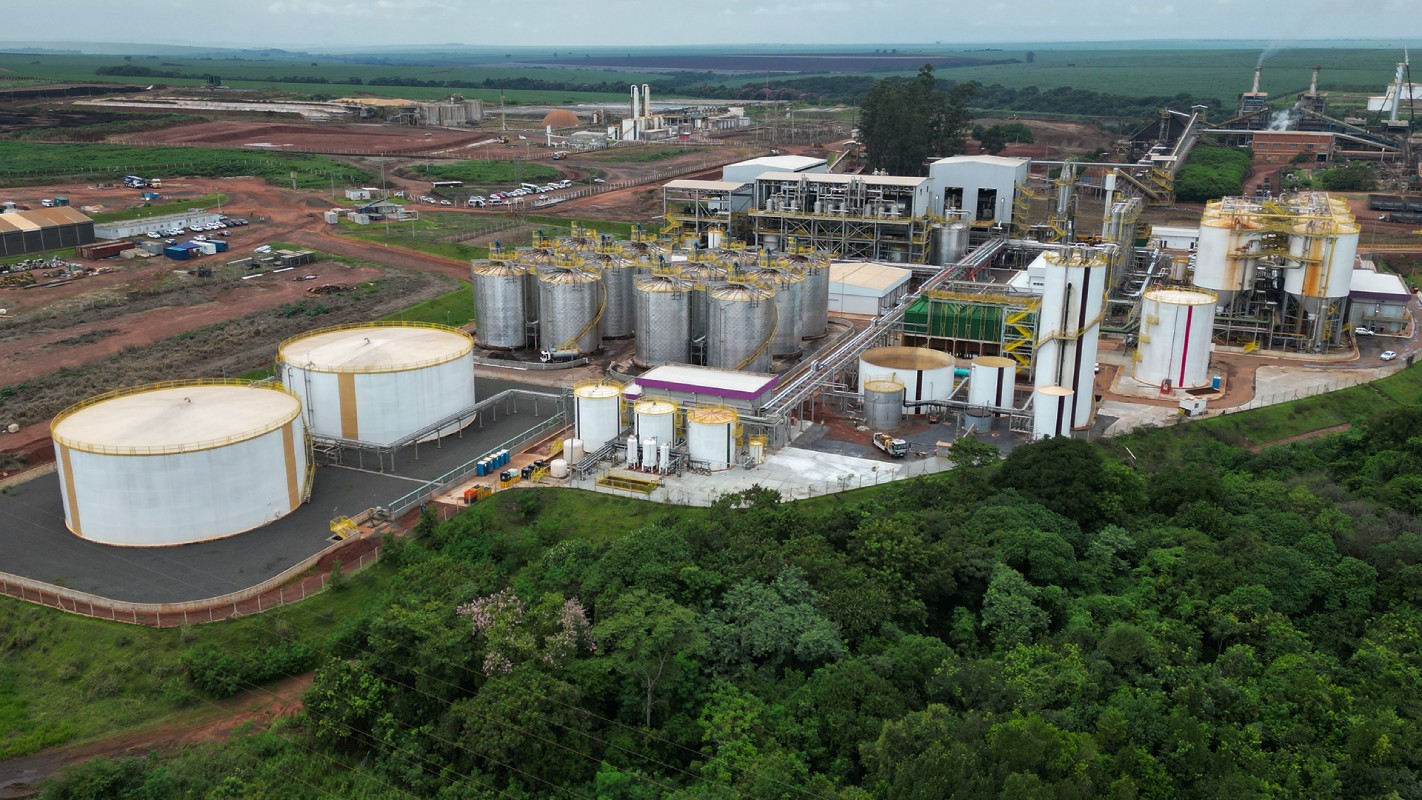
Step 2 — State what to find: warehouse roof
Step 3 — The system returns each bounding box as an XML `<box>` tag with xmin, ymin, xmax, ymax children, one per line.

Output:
<box><xmin>638</xmin><ymin>364</ymin><xmax>779</xmax><ymax>402</ymax></box>
<box><xmin>0</xmin><ymin>207</ymin><xmax>92</xmax><ymax>232</ymax></box>
<box><xmin>931</xmin><ymin>154</ymin><xmax>1030</xmax><ymax>169</ymax></box>
<box><xmin>753</xmin><ymin>171</ymin><xmax>926</xmax><ymax>188</ymax></box>
<box><xmin>829</xmin><ymin>261</ymin><xmax>912</xmax><ymax>295</ymax></box>
<box><xmin>728</xmin><ymin>154</ymin><xmax>825</xmax><ymax>172</ymax></box>
<box><xmin>1350</xmin><ymin>268</ymin><xmax>1413</xmax><ymax>302</ymax></box>
<box><xmin>664</xmin><ymin>179</ymin><xmax>747</xmax><ymax>192</ymax></box>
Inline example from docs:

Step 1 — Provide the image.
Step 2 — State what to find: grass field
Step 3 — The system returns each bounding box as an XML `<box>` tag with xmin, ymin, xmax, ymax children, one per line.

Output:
<box><xmin>342</xmin><ymin>215</ymin><xmax>491</xmax><ymax>262</ymax></box>
<box><xmin>0</xmin><ymin>141</ymin><xmax>372</xmax><ymax>189</ymax></box>
<box><xmin>401</xmin><ymin>160</ymin><xmax>561</xmax><ymax>191</ymax></box>
<box><xmin>0</xmin><ymin>563</ymin><xmax>391</xmax><ymax>759</ymax></box>
<box><xmin>381</xmin><ymin>284</ymin><xmax>474</xmax><ymax>327</ymax></box>
<box><xmin>594</xmin><ymin>147</ymin><xmax>702</xmax><ymax>163</ymax></box>
<box><xmin>88</xmin><ymin>193</ymin><xmax>228</xmax><ymax>222</ymax></box>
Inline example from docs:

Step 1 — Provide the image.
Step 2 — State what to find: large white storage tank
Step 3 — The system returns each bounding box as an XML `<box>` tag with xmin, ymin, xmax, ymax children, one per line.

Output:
<box><xmin>686</xmin><ymin>407</ymin><xmax>737</xmax><ymax>471</ymax></box>
<box><xmin>51</xmin><ymin>381</ymin><xmax>310</xmax><ymax>546</ymax></box>
<box><xmin>1136</xmin><ymin>289</ymin><xmax>1217</xmax><ymax>388</ymax></box>
<box><xmin>278</xmin><ymin>322</ymin><xmax>476</xmax><ymax>446</ymax></box>
<box><xmin>1194</xmin><ymin>209</ymin><xmax>1261</xmax><ymax>308</ymax></box>
<box><xmin>633</xmin><ymin>399</ymin><xmax>677</xmax><ymax>444</ymax></box>
<box><xmin>1035</xmin><ymin>248</ymin><xmax>1106</xmax><ymax>429</ymax></box>
<box><xmin>573</xmin><ymin>381</ymin><xmax>623</xmax><ymax>449</ymax></box>
<box><xmin>968</xmin><ymin>356</ymin><xmax>1018</xmax><ymax>411</ymax></box>
<box><xmin>858</xmin><ymin>346</ymin><xmax>955</xmax><ymax>415</ymax></box>
<box><xmin>1283</xmin><ymin>218</ymin><xmax>1358</xmax><ymax>309</ymax></box>
<box><xmin>1032</xmin><ymin>385</ymin><xmax>1073</xmax><ymax>440</ymax></box>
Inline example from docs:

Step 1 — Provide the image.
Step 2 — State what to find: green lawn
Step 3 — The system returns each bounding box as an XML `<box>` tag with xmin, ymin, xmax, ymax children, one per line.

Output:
<box><xmin>0</xmin><ymin>141</ymin><xmax>371</xmax><ymax>189</ymax></box>
<box><xmin>0</xmin><ymin>562</ymin><xmax>391</xmax><ymax>759</ymax></box>
<box><xmin>594</xmin><ymin>147</ymin><xmax>701</xmax><ymax>163</ymax></box>
<box><xmin>89</xmin><ymin>193</ymin><xmax>228</xmax><ymax>223</ymax></box>
<box><xmin>381</xmin><ymin>284</ymin><xmax>474</xmax><ymax>327</ymax></box>
<box><xmin>402</xmin><ymin>161</ymin><xmax>561</xmax><ymax>190</ymax></box>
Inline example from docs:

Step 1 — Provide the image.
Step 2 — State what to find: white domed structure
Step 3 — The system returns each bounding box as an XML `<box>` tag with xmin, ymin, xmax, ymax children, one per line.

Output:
<box><xmin>278</xmin><ymin>322</ymin><xmax>476</xmax><ymax>446</ymax></box>
<box><xmin>51</xmin><ymin>381</ymin><xmax>310</xmax><ymax>546</ymax></box>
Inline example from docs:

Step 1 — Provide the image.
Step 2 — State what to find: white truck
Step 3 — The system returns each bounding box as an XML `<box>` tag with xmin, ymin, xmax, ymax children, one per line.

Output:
<box><xmin>872</xmin><ymin>432</ymin><xmax>908</xmax><ymax>458</ymax></box>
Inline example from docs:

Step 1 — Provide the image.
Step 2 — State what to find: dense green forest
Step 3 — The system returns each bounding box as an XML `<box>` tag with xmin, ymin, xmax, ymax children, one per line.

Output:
<box><xmin>34</xmin><ymin>395</ymin><xmax>1422</xmax><ymax>799</ymax></box>
<box><xmin>1174</xmin><ymin>146</ymin><xmax>1255</xmax><ymax>203</ymax></box>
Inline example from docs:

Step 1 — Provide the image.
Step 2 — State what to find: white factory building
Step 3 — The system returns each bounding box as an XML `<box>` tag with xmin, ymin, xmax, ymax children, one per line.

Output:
<box><xmin>721</xmin><ymin>154</ymin><xmax>827</xmax><ymax>185</ymax></box>
<box><xmin>928</xmin><ymin>155</ymin><xmax>1031</xmax><ymax>226</ymax></box>
<box><xmin>1349</xmin><ymin>265</ymin><xmax>1414</xmax><ymax>334</ymax></box>
<box><xmin>828</xmin><ymin>262</ymin><xmax>913</xmax><ymax>316</ymax></box>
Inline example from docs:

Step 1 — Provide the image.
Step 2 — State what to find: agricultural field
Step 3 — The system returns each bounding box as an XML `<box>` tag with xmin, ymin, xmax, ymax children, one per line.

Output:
<box><xmin>0</xmin><ymin>141</ymin><xmax>371</xmax><ymax>188</ymax></box>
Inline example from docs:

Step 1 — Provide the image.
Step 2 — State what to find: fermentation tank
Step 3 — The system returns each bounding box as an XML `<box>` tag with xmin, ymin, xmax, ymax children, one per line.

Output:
<box><xmin>1284</xmin><ymin>218</ymin><xmax>1359</xmax><ymax>310</ymax></box>
<box><xmin>1135</xmin><ymin>289</ymin><xmax>1217</xmax><ymax>388</ymax></box>
<box><xmin>862</xmin><ymin>378</ymin><xmax>905</xmax><ymax>430</ymax></box>
<box><xmin>1032</xmin><ymin>385</ymin><xmax>1073</xmax><ymax>440</ymax></box>
<box><xmin>278</xmin><ymin>322</ymin><xmax>476</xmax><ymax>446</ymax></box>
<box><xmin>1194</xmin><ymin>210</ymin><xmax>1261</xmax><ymax>307</ymax></box>
<box><xmin>538</xmin><ymin>267</ymin><xmax>603</xmax><ymax>357</ymax></box>
<box><xmin>795</xmin><ymin>256</ymin><xmax>831</xmax><ymax>339</ymax></box>
<box><xmin>597</xmin><ymin>254</ymin><xmax>636</xmax><ymax>339</ymax></box>
<box><xmin>470</xmin><ymin>261</ymin><xmax>532</xmax><ymax>350</ymax></box>
<box><xmin>633</xmin><ymin>275</ymin><xmax>692</xmax><ymax>367</ymax></box>
<box><xmin>633</xmin><ymin>399</ymin><xmax>677</xmax><ymax>445</ymax></box>
<box><xmin>967</xmin><ymin>356</ymin><xmax>1018</xmax><ymax>412</ymax></box>
<box><xmin>707</xmin><ymin>283</ymin><xmax>776</xmax><ymax>373</ymax></box>
<box><xmin>686</xmin><ymin>407</ymin><xmax>737</xmax><ymax>470</ymax></box>
<box><xmin>51</xmin><ymin>381</ymin><xmax>310</xmax><ymax>546</ymax></box>
<box><xmin>680</xmin><ymin>263</ymin><xmax>728</xmax><ymax>344</ymax></box>
<box><xmin>744</xmin><ymin>268</ymin><xmax>804</xmax><ymax>357</ymax></box>
<box><xmin>934</xmin><ymin>221</ymin><xmax>970</xmax><ymax>266</ymax></box>
<box><xmin>572</xmin><ymin>382</ymin><xmax>622</xmax><ymax>449</ymax></box>
<box><xmin>858</xmin><ymin>347</ymin><xmax>956</xmax><ymax>415</ymax></box>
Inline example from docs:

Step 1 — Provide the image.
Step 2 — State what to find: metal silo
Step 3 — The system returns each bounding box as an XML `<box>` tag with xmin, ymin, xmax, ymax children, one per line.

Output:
<box><xmin>863</xmin><ymin>378</ymin><xmax>905</xmax><ymax>430</ymax></box>
<box><xmin>707</xmin><ymin>282</ymin><xmax>776</xmax><ymax>373</ymax></box>
<box><xmin>470</xmin><ymin>261</ymin><xmax>531</xmax><ymax>350</ymax></box>
<box><xmin>794</xmin><ymin>255</ymin><xmax>830</xmax><ymax>340</ymax></box>
<box><xmin>680</xmin><ymin>263</ymin><xmax>728</xmax><ymax>344</ymax></box>
<box><xmin>597</xmin><ymin>254</ymin><xmax>636</xmax><ymax>339</ymax></box>
<box><xmin>744</xmin><ymin>268</ymin><xmax>804</xmax><ymax>357</ymax></box>
<box><xmin>538</xmin><ymin>267</ymin><xmax>603</xmax><ymax>358</ymax></box>
<box><xmin>634</xmin><ymin>274</ymin><xmax>692</xmax><ymax>367</ymax></box>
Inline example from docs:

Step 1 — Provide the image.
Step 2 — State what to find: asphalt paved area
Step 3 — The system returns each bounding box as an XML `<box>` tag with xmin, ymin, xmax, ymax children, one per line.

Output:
<box><xmin>0</xmin><ymin>377</ymin><xmax>557</xmax><ymax>603</ymax></box>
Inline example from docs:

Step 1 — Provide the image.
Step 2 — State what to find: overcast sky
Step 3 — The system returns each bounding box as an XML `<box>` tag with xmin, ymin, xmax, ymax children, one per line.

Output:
<box><xmin>4</xmin><ymin>0</ymin><xmax>1422</xmax><ymax>49</ymax></box>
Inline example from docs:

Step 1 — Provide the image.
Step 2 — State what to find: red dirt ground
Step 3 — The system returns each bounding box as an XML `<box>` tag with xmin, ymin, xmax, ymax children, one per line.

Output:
<box><xmin>120</xmin><ymin>120</ymin><xmax>495</xmax><ymax>155</ymax></box>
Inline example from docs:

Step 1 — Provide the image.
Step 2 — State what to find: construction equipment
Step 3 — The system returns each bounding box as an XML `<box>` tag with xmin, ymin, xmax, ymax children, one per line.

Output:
<box><xmin>872</xmin><ymin>431</ymin><xmax>909</xmax><ymax>458</ymax></box>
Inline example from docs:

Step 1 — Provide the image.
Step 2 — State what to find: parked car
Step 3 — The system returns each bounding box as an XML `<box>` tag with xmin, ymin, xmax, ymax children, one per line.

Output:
<box><xmin>1381</xmin><ymin>350</ymin><xmax>1399</xmax><ymax>361</ymax></box>
<box><xmin>1354</xmin><ymin>327</ymin><xmax>1375</xmax><ymax>336</ymax></box>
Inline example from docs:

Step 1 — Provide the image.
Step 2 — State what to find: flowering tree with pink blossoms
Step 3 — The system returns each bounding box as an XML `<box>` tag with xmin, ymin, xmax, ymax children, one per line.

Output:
<box><xmin>457</xmin><ymin>588</ymin><xmax>596</xmax><ymax>676</ymax></box>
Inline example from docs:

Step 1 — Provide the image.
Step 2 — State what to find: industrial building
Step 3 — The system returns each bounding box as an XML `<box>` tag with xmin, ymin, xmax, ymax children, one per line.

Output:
<box><xmin>0</xmin><ymin>207</ymin><xmax>96</xmax><ymax>256</ymax></box>
<box><xmin>828</xmin><ymin>262</ymin><xmax>913</xmax><ymax>316</ymax></box>
<box><xmin>1349</xmin><ymin>266</ymin><xmax>1413</xmax><ymax>335</ymax></box>
<box><xmin>928</xmin><ymin>155</ymin><xmax>1030</xmax><ymax>226</ymax></box>
<box><xmin>93</xmin><ymin>210</ymin><xmax>220</xmax><ymax>240</ymax></box>
<box><xmin>50</xmin><ymin>381</ymin><xmax>312</xmax><ymax>547</ymax></box>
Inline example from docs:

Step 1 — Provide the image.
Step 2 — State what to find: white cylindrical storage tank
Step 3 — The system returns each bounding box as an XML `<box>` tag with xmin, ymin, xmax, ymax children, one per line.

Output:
<box><xmin>707</xmin><ymin>227</ymin><xmax>724</xmax><ymax>249</ymax></box>
<box><xmin>51</xmin><ymin>381</ymin><xmax>309</xmax><ymax>546</ymax></box>
<box><xmin>549</xmin><ymin>458</ymin><xmax>569</xmax><ymax>478</ymax></box>
<box><xmin>1035</xmin><ymin>249</ymin><xmax>1106</xmax><ymax>429</ymax></box>
<box><xmin>968</xmin><ymin>356</ymin><xmax>1018</xmax><ymax>412</ymax></box>
<box><xmin>1194</xmin><ymin>212</ymin><xmax>1260</xmax><ymax>307</ymax></box>
<box><xmin>862</xmin><ymin>378</ymin><xmax>906</xmax><ymax>431</ymax></box>
<box><xmin>686</xmin><ymin>407</ymin><xmax>737</xmax><ymax>471</ymax></box>
<box><xmin>1135</xmin><ymin>289</ymin><xmax>1217</xmax><ymax>388</ymax></box>
<box><xmin>567</xmin><ymin>438</ymin><xmax>585</xmax><ymax>462</ymax></box>
<box><xmin>470</xmin><ymin>262</ymin><xmax>531</xmax><ymax>350</ymax></box>
<box><xmin>278</xmin><ymin>322</ymin><xmax>476</xmax><ymax>446</ymax></box>
<box><xmin>625</xmin><ymin>434</ymin><xmax>638</xmax><ymax>467</ymax></box>
<box><xmin>658</xmin><ymin>442</ymin><xmax>672</xmax><ymax>473</ymax></box>
<box><xmin>573</xmin><ymin>382</ymin><xmax>622</xmax><ymax>450</ymax></box>
<box><xmin>748</xmin><ymin>436</ymin><xmax>766</xmax><ymax>465</ymax></box>
<box><xmin>707</xmin><ymin>283</ymin><xmax>776</xmax><ymax>373</ymax></box>
<box><xmin>858</xmin><ymin>347</ymin><xmax>955</xmax><ymax>416</ymax></box>
<box><xmin>1284</xmin><ymin>219</ymin><xmax>1358</xmax><ymax>303</ymax></box>
<box><xmin>1032</xmin><ymin>385</ymin><xmax>1074</xmax><ymax>441</ymax></box>
<box><xmin>634</xmin><ymin>399</ymin><xmax>677</xmax><ymax>445</ymax></box>
<box><xmin>641</xmin><ymin>438</ymin><xmax>658</xmax><ymax>469</ymax></box>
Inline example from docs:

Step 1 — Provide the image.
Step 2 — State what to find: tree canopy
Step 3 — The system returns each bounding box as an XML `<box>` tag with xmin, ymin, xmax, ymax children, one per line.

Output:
<box><xmin>859</xmin><ymin>65</ymin><xmax>976</xmax><ymax>175</ymax></box>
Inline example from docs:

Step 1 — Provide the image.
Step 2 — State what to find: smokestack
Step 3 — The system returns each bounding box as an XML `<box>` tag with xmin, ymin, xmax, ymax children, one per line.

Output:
<box><xmin>631</xmin><ymin>84</ymin><xmax>639</xmax><ymax>119</ymax></box>
<box><xmin>1252</xmin><ymin>65</ymin><xmax>1262</xmax><ymax>94</ymax></box>
<box><xmin>1309</xmin><ymin>65</ymin><xmax>1320</xmax><ymax>94</ymax></box>
<box><xmin>642</xmin><ymin>83</ymin><xmax>651</xmax><ymax>117</ymax></box>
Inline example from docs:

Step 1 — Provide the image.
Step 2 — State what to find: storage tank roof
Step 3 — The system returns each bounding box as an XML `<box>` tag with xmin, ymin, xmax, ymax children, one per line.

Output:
<box><xmin>1145</xmin><ymin>288</ymin><xmax>1217</xmax><ymax>305</ymax></box>
<box><xmin>972</xmin><ymin>356</ymin><xmax>1017</xmax><ymax>369</ymax></box>
<box><xmin>574</xmin><ymin>382</ymin><xmax>622</xmax><ymax>399</ymax></box>
<box><xmin>688</xmin><ymin>407</ymin><xmax>737</xmax><ymax>424</ymax></box>
<box><xmin>862</xmin><ymin>346</ymin><xmax>954</xmax><ymax>370</ymax></box>
<box><xmin>278</xmin><ymin>323</ymin><xmax>473</xmax><ymax>373</ymax></box>
<box><xmin>52</xmin><ymin>382</ymin><xmax>300</xmax><ymax>455</ymax></box>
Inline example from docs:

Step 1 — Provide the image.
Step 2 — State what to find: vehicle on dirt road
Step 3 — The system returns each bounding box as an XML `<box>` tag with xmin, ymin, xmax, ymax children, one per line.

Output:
<box><xmin>872</xmin><ymin>431</ymin><xmax>908</xmax><ymax>458</ymax></box>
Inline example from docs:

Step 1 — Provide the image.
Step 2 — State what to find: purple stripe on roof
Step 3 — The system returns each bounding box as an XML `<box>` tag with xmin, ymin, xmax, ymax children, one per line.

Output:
<box><xmin>638</xmin><ymin>375</ymin><xmax>779</xmax><ymax>402</ymax></box>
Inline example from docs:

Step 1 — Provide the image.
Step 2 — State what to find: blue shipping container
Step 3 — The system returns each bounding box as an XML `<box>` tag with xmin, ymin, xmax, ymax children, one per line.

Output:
<box><xmin>164</xmin><ymin>246</ymin><xmax>191</xmax><ymax>260</ymax></box>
